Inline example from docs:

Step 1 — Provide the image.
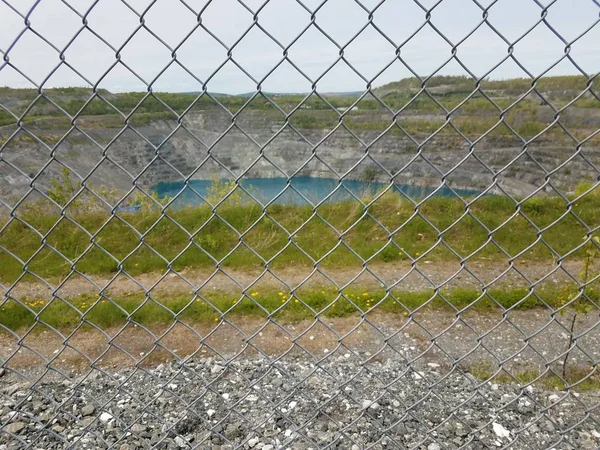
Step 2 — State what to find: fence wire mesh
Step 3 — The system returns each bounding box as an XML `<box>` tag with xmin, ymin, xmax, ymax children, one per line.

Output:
<box><xmin>1</xmin><ymin>0</ymin><xmax>600</xmax><ymax>449</ymax></box>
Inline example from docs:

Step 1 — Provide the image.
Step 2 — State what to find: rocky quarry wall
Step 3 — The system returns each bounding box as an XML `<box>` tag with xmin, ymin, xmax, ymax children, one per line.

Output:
<box><xmin>1</xmin><ymin>108</ymin><xmax>598</xmax><ymax>204</ymax></box>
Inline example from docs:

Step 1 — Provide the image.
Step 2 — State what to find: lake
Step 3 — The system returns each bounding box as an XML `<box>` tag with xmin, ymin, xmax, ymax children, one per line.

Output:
<box><xmin>153</xmin><ymin>177</ymin><xmax>481</xmax><ymax>207</ymax></box>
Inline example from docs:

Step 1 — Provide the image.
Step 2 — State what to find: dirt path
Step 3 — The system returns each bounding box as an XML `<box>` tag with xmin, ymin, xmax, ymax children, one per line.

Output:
<box><xmin>2</xmin><ymin>307</ymin><xmax>599</xmax><ymax>382</ymax></box>
<box><xmin>0</xmin><ymin>259</ymin><xmax>587</xmax><ymax>300</ymax></box>
<box><xmin>3</xmin><ymin>259</ymin><xmax>598</xmax><ymax>385</ymax></box>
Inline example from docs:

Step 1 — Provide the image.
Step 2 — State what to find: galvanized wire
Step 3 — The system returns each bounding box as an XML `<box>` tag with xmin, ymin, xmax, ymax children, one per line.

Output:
<box><xmin>1</xmin><ymin>0</ymin><xmax>600</xmax><ymax>449</ymax></box>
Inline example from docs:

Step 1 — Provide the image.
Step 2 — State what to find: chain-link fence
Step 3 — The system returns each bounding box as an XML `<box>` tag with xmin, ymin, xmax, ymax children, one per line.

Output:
<box><xmin>1</xmin><ymin>0</ymin><xmax>600</xmax><ymax>449</ymax></box>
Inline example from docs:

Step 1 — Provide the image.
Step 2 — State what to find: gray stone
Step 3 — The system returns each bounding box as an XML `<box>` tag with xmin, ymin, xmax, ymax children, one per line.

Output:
<box><xmin>39</xmin><ymin>411</ymin><xmax>53</xmax><ymax>422</ymax></box>
<box><xmin>3</xmin><ymin>422</ymin><xmax>26</xmax><ymax>434</ymax></box>
<box><xmin>543</xmin><ymin>420</ymin><xmax>556</xmax><ymax>433</ymax></box>
<box><xmin>80</xmin><ymin>417</ymin><xmax>95</xmax><ymax>428</ymax></box>
<box><xmin>225</xmin><ymin>424</ymin><xmax>241</xmax><ymax>440</ymax></box>
<box><xmin>131</xmin><ymin>423</ymin><xmax>147</xmax><ymax>434</ymax></box>
<box><xmin>51</xmin><ymin>424</ymin><xmax>65</xmax><ymax>433</ymax></box>
<box><xmin>211</xmin><ymin>364</ymin><xmax>224</xmax><ymax>375</ymax></box>
<box><xmin>81</xmin><ymin>404</ymin><xmax>95</xmax><ymax>417</ymax></box>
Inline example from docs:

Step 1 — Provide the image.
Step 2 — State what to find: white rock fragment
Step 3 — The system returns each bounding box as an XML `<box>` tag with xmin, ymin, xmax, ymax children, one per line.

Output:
<box><xmin>492</xmin><ymin>422</ymin><xmax>510</xmax><ymax>438</ymax></box>
<box><xmin>206</xmin><ymin>409</ymin><xmax>216</xmax><ymax>418</ymax></box>
<box><xmin>288</xmin><ymin>401</ymin><xmax>297</xmax><ymax>409</ymax></box>
<box><xmin>548</xmin><ymin>394</ymin><xmax>560</xmax><ymax>402</ymax></box>
<box><xmin>211</xmin><ymin>364</ymin><xmax>224</xmax><ymax>374</ymax></box>
<box><xmin>99</xmin><ymin>412</ymin><xmax>113</xmax><ymax>423</ymax></box>
<box><xmin>174</xmin><ymin>436</ymin><xmax>188</xmax><ymax>448</ymax></box>
<box><xmin>222</xmin><ymin>393</ymin><xmax>230</xmax><ymax>400</ymax></box>
<box><xmin>427</xmin><ymin>363</ymin><xmax>440</xmax><ymax>369</ymax></box>
<box><xmin>362</xmin><ymin>400</ymin><xmax>380</xmax><ymax>410</ymax></box>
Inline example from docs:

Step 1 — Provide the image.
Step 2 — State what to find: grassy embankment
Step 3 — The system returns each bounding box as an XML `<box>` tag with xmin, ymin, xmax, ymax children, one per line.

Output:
<box><xmin>0</xmin><ymin>184</ymin><xmax>599</xmax><ymax>332</ymax></box>
<box><xmin>1</xmin><ymin>187</ymin><xmax>599</xmax><ymax>281</ymax></box>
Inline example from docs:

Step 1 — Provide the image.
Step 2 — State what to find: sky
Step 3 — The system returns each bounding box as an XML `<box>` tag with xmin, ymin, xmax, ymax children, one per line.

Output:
<box><xmin>0</xmin><ymin>0</ymin><xmax>599</xmax><ymax>94</ymax></box>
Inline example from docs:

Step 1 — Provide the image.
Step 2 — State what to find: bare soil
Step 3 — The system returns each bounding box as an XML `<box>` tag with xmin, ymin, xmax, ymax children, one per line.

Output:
<box><xmin>3</xmin><ymin>306</ymin><xmax>599</xmax><ymax>383</ymax></box>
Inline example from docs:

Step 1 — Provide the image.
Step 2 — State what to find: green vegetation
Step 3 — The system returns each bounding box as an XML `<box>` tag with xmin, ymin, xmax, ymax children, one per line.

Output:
<box><xmin>0</xmin><ymin>182</ymin><xmax>599</xmax><ymax>283</ymax></box>
<box><xmin>1</xmin><ymin>75</ymin><xmax>598</xmax><ymax>142</ymax></box>
<box><xmin>559</xmin><ymin>235</ymin><xmax>600</xmax><ymax>378</ymax></box>
<box><xmin>2</xmin><ymin>285</ymin><xmax>598</xmax><ymax>333</ymax></box>
<box><xmin>469</xmin><ymin>361</ymin><xmax>600</xmax><ymax>392</ymax></box>
<box><xmin>375</xmin><ymin>74</ymin><xmax>589</xmax><ymax>95</ymax></box>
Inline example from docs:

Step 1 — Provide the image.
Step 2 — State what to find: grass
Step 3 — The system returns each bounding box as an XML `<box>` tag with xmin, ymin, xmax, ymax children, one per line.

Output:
<box><xmin>469</xmin><ymin>361</ymin><xmax>600</xmax><ymax>392</ymax></box>
<box><xmin>2</xmin><ymin>285</ymin><xmax>598</xmax><ymax>332</ymax></box>
<box><xmin>1</xmin><ymin>190</ymin><xmax>599</xmax><ymax>283</ymax></box>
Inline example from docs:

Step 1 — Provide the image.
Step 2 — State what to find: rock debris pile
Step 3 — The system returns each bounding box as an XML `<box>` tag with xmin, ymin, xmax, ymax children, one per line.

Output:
<box><xmin>1</xmin><ymin>355</ymin><xmax>599</xmax><ymax>449</ymax></box>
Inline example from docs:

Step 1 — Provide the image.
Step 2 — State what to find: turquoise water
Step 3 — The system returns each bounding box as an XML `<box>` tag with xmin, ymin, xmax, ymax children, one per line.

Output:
<box><xmin>153</xmin><ymin>177</ymin><xmax>481</xmax><ymax>207</ymax></box>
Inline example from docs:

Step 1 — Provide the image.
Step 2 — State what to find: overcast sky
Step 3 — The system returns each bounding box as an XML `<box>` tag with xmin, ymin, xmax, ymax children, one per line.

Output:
<box><xmin>0</xmin><ymin>0</ymin><xmax>598</xmax><ymax>94</ymax></box>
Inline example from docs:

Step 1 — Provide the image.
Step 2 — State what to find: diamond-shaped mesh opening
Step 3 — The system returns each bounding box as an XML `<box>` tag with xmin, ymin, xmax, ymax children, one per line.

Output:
<box><xmin>287</xmin><ymin>24</ymin><xmax>340</xmax><ymax>82</ymax></box>
<box><xmin>63</xmin><ymin>28</ymin><xmax>119</xmax><ymax>83</ymax></box>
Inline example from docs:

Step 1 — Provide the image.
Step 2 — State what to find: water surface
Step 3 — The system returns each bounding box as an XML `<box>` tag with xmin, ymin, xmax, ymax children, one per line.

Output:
<box><xmin>153</xmin><ymin>177</ymin><xmax>481</xmax><ymax>207</ymax></box>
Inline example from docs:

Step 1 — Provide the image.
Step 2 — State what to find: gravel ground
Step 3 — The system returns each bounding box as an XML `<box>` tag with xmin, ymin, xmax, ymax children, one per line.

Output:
<box><xmin>1</xmin><ymin>353</ymin><xmax>600</xmax><ymax>450</ymax></box>
<box><xmin>2</xmin><ymin>308</ymin><xmax>599</xmax><ymax>378</ymax></box>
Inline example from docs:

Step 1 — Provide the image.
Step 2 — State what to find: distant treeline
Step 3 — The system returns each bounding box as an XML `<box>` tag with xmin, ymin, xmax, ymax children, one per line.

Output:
<box><xmin>0</xmin><ymin>75</ymin><xmax>597</xmax><ymax>132</ymax></box>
